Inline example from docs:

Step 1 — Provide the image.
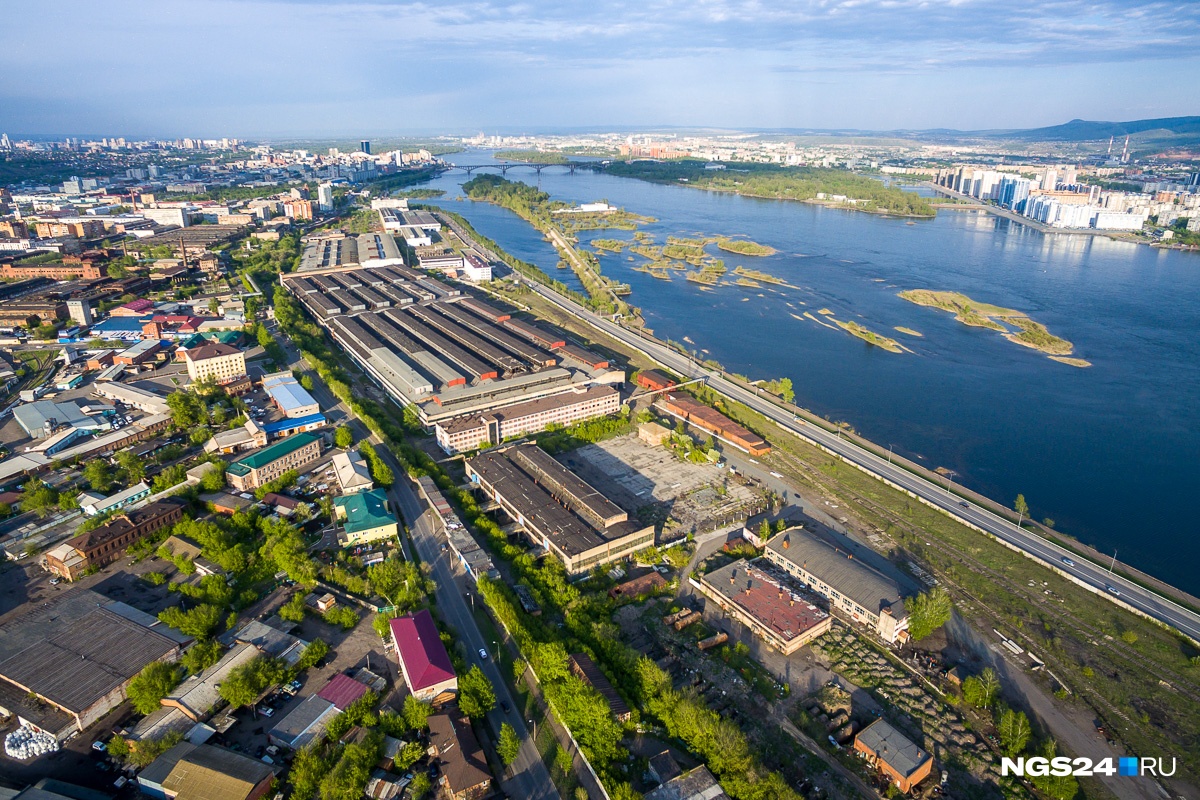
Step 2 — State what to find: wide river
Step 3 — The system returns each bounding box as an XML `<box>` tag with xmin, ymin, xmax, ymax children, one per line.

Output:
<box><xmin>413</xmin><ymin>150</ymin><xmax>1200</xmax><ymax>595</ymax></box>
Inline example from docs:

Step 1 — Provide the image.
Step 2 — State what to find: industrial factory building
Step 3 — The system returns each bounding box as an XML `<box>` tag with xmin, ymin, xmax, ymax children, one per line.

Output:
<box><xmin>465</xmin><ymin>443</ymin><xmax>654</xmax><ymax>574</ymax></box>
<box><xmin>281</xmin><ymin>269</ymin><xmax>624</xmax><ymax>441</ymax></box>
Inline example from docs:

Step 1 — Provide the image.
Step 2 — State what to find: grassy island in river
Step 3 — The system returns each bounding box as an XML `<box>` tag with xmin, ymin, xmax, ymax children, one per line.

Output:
<box><xmin>605</xmin><ymin>159</ymin><xmax>936</xmax><ymax>217</ymax></box>
<box><xmin>899</xmin><ymin>289</ymin><xmax>1081</xmax><ymax>361</ymax></box>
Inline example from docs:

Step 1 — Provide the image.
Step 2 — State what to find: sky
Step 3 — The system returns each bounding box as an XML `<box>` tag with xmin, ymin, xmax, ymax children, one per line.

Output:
<box><xmin>1</xmin><ymin>0</ymin><xmax>1198</xmax><ymax>138</ymax></box>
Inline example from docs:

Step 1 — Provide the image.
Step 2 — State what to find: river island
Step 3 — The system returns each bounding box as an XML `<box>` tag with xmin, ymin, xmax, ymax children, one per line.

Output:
<box><xmin>899</xmin><ymin>289</ymin><xmax>1088</xmax><ymax>365</ymax></box>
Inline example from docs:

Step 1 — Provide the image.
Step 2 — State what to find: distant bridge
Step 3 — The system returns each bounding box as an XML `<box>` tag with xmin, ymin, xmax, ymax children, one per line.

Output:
<box><xmin>440</xmin><ymin>162</ymin><xmax>586</xmax><ymax>175</ymax></box>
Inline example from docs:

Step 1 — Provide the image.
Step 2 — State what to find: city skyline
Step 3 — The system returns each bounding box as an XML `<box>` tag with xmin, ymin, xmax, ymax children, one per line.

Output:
<box><xmin>2</xmin><ymin>0</ymin><xmax>1198</xmax><ymax>137</ymax></box>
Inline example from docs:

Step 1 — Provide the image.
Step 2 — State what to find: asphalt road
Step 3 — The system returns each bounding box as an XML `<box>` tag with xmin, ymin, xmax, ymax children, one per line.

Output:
<box><xmin>280</xmin><ymin>328</ymin><xmax>559</xmax><ymax>800</ymax></box>
<box><xmin>521</xmin><ymin>280</ymin><xmax>1200</xmax><ymax>643</ymax></box>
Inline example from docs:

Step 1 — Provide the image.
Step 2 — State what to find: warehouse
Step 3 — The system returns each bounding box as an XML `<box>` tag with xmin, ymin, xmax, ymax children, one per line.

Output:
<box><xmin>698</xmin><ymin>560</ymin><xmax>832</xmax><ymax>654</ymax></box>
<box><xmin>465</xmin><ymin>443</ymin><xmax>654</xmax><ymax>574</ymax></box>
<box><xmin>764</xmin><ymin>527</ymin><xmax>910</xmax><ymax>643</ymax></box>
<box><xmin>262</xmin><ymin>371</ymin><xmax>320</xmax><ymax>418</ymax></box>
<box><xmin>283</xmin><ymin>269</ymin><xmax>623</xmax><ymax>430</ymax></box>
<box><xmin>0</xmin><ymin>589</ymin><xmax>188</xmax><ymax>738</ymax></box>
<box><xmin>658</xmin><ymin>391</ymin><xmax>770</xmax><ymax>456</ymax></box>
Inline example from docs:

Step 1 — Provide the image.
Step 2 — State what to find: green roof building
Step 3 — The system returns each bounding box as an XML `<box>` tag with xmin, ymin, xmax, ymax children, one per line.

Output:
<box><xmin>226</xmin><ymin>432</ymin><xmax>322</xmax><ymax>491</ymax></box>
<box><xmin>335</xmin><ymin>488</ymin><xmax>399</xmax><ymax>547</ymax></box>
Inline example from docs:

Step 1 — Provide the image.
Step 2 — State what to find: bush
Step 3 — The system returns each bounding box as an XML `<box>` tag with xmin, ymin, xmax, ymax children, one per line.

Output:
<box><xmin>296</xmin><ymin>638</ymin><xmax>330</xmax><ymax>671</ymax></box>
<box><xmin>323</xmin><ymin>605</ymin><xmax>359</xmax><ymax>630</ymax></box>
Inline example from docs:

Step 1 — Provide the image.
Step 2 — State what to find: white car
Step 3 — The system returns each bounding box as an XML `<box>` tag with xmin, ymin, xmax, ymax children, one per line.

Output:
<box><xmin>478</xmin><ymin>648</ymin><xmax>488</xmax><ymax>660</ymax></box>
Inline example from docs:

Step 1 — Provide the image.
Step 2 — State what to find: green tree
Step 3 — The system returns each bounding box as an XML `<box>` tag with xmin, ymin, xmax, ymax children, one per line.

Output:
<box><xmin>403</xmin><ymin>694</ymin><xmax>433</xmax><ymax>731</ymax></box>
<box><xmin>907</xmin><ymin>586</ymin><xmax>953</xmax><ymax>641</ymax></box>
<box><xmin>115</xmin><ymin>450</ymin><xmax>146</xmax><ymax>483</ymax></box>
<box><xmin>181</xmin><ymin>639</ymin><xmax>224</xmax><ymax>674</ymax></box>
<box><xmin>962</xmin><ymin>667</ymin><xmax>1000</xmax><ymax>708</ymax></box>
<box><xmin>83</xmin><ymin>460</ymin><xmax>113</xmax><ymax>492</ymax></box>
<box><xmin>997</xmin><ymin>707</ymin><xmax>1032</xmax><ymax>757</ymax></box>
<box><xmin>157</xmin><ymin>603</ymin><xmax>224</xmax><ymax>638</ymax></box>
<box><xmin>219</xmin><ymin>656</ymin><xmax>286</xmax><ymax>708</ymax></box>
<box><xmin>498</xmin><ymin>722</ymin><xmax>521</xmax><ymax>765</ymax></box>
<box><xmin>368</xmin><ymin>559</ymin><xmax>425</xmax><ymax>608</ymax></box>
<box><xmin>279</xmin><ymin>593</ymin><xmax>307</xmax><ymax>623</ymax></box>
<box><xmin>127</xmin><ymin>661</ymin><xmax>182</xmax><ymax>714</ymax></box>
<box><xmin>324</xmin><ymin>605</ymin><xmax>359</xmax><ymax>630</ymax></box>
<box><xmin>20</xmin><ymin>480</ymin><xmax>59</xmax><ymax>517</ymax></box>
<box><xmin>1014</xmin><ymin>493</ymin><xmax>1029</xmax><ymax>525</ymax></box>
<box><xmin>409</xmin><ymin>773</ymin><xmax>431</xmax><ymax>800</ymax></box>
<box><xmin>334</xmin><ymin>425</ymin><xmax>354</xmax><ymax>449</ymax></box>
<box><xmin>288</xmin><ymin>744</ymin><xmax>334</xmax><ymax>800</ymax></box>
<box><xmin>458</xmin><ymin>665</ymin><xmax>496</xmax><ymax>720</ymax></box>
<box><xmin>296</xmin><ymin>638</ymin><xmax>330</xmax><ymax>671</ymax></box>
<box><xmin>166</xmin><ymin>389</ymin><xmax>208</xmax><ymax>428</ymax></box>
<box><xmin>1029</xmin><ymin>739</ymin><xmax>1080</xmax><ymax>800</ymax></box>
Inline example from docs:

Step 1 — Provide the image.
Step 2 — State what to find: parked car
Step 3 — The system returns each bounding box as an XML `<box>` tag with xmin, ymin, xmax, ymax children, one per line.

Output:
<box><xmin>259</xmin><ymin>706</ymin><xmax>274</xmax><ymax>717</ymax></box>
<box><xmin>92</xmin><ymin>740</ymin><xmax>107</xmax><ymax>752</ymax></box>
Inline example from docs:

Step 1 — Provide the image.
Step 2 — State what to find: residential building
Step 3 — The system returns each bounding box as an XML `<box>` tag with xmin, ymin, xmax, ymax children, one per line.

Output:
<box><xmin>434</xmin><ymin>384</ymin><xmax>620</xmax><ymax>454</ymax></box>
<box><xmin>184</xmin><ymin>342</ymin><xmax>246</xmax><ymax>383</ymax></box>
<box><xmin>332</xmin><ymin>449</ymin><xmax>373</xmax><ymax>494</ymax></box>
<box><xmin>427</xmin><ymin>709</ymin><xmax>493</xmax><ymax>800</ymax></box>
<box><xmin>226</xmin><ymin>432</ymin><xmax>322</xmax><ymax>491</ymax></box>
<box><xmin>334</xmin><ymin>488</ymin><xmax>398</xmax><ymax>547</ymax></box>
<box><xmin>464</xmin><ymin>443</ymin><xmax>654</xmax><ymax>574</ymax></box>
<box><xmin>137</xmin><ymin>742</ymin><xmax>275</xmax><ymax>800</ymax></box>
<box><xmin>854</xmin><ymin>719</ymin><xmax>934</xmax><ymax>794</ymax></box>
<box><xmin>764</xmin><ymin>527</ymin><xmax>910</xmax><ymax>643</ymax></box>
<box><xmin>44</xmin><ymin>498</ymin><xmax>187</xmax><ymax>581</ymax></box>
<box><xmin>77</xmin><ymin>480</ymin><xmax>150</xmax><ymax>516</ymax></box>
<box><xmin>390</xmin><ymin>609</ymin><xmax>457</xmax><ymax>703</ymax></box>
<box><xmin>204</xmin><ymin>419</ymin><xmax>268</xmax><ymax>454</ymax></box>
<box><xmin>697</xmin><ymin>560</ymin><xmax>832</xmax><ymax>654</ymax></box>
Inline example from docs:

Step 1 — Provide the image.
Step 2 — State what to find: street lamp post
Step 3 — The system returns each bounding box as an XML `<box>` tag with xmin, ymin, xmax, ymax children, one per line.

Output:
<box><xmin>528</xmin><ymin>718</ymin><xmax>537</xmax><ymax>741</ymax></box>
<box><xmin>887</xmin><ymin>444</ymin><xmax>894</xmax><ymax>464</ymax></box>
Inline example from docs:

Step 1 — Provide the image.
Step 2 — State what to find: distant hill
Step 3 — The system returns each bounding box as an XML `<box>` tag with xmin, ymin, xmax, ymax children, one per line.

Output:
<box><xmin>999</xmin><ymin>117</ymin><xmax>1200</xmax><ymax>142</ymax></box>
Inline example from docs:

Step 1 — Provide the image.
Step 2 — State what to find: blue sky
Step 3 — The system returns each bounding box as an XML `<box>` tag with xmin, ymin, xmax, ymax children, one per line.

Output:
<box><xmin>1</xmin><ymin>0</ymin><xmax>1197</xmax><ymax>137</ymax></box>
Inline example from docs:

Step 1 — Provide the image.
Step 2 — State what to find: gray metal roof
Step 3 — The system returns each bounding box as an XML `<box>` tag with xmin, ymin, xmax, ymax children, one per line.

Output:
<box><xmin>0</xmin><ymin>592</ymin><xmax>181</xmax><ymax>713</ymax></box>
<box><xmin>856</xmin><ymin>719</ymin><xmax>931</xmax><ymax>778</ymax></box>
<box><xmin>766</xmin><ymin>528</ymin><xmax>907</xmax><ymax>619</ymax></box>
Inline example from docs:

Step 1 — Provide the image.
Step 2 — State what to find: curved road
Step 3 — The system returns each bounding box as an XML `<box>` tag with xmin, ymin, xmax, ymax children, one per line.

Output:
<box><xmin>521</xmin><ymin>280</ymin><xmax>1200</xmax><ymax>643</ymax></box>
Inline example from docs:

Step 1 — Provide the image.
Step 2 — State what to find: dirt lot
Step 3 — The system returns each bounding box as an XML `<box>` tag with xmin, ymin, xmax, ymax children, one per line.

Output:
<box><xmin>558</xmin><ymin>433</ymin><xmax>763</xmax><ymax>537</ymax></box>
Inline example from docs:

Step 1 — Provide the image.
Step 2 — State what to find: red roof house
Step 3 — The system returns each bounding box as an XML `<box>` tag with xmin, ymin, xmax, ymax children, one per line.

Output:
<box><xmin>317</xmin><ymin>673</ymin><xmax>370</xmax><ymax>710</ymax></box>
<box><xmin>389</xmin><ymin>609</ymin><xmax>457</xmax><ymax>703</ymax></box>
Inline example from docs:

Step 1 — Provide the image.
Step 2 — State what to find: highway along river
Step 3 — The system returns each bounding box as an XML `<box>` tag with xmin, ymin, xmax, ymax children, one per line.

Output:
<box><xmin>413</xmin><ymin>150</ymin><xmax>1200</xmax><ymax>596</ymax></box>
